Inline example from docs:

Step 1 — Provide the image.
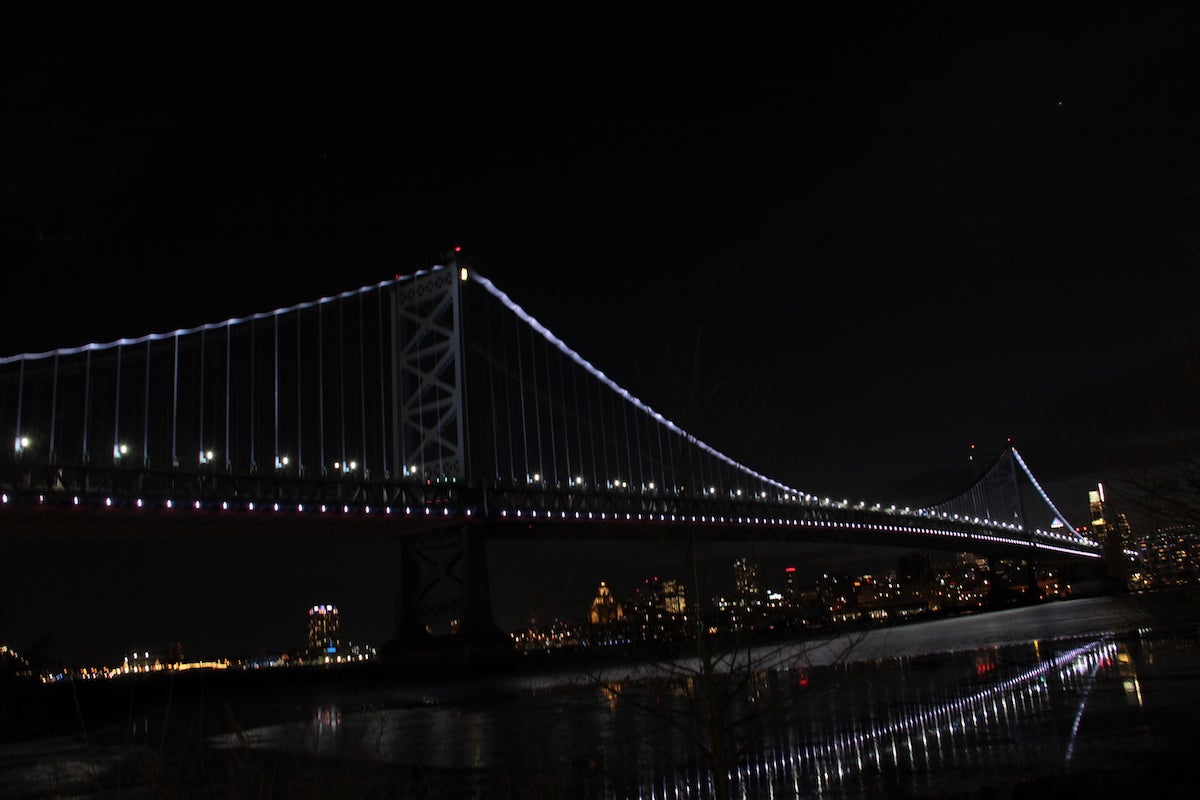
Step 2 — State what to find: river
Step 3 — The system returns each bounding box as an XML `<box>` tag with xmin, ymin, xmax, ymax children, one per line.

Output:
<box><xmin>3</xmin><ymin>591</ymin><xmax>1199</xmax><ymax>798</ymax></box>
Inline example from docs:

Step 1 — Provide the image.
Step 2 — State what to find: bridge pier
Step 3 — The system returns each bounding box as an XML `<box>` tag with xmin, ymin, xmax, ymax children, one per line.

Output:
<box><xmin>386</xmin><ymin>523</ymin><xmax>509</xmax><ymax>659</ymax></box>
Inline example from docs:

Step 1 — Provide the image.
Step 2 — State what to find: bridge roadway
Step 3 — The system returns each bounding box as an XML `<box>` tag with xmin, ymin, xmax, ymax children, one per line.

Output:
<box><xmin>0</xmin><ymin>461</ymin><xmax>1100</xmax><ymax>563</ymax></box>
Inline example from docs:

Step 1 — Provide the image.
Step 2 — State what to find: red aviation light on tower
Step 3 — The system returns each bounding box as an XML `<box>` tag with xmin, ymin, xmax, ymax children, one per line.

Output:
<box><xmin>785</xmin><ymin>566</ymin><xmax>797</xmax><ymax>573</ymax></box>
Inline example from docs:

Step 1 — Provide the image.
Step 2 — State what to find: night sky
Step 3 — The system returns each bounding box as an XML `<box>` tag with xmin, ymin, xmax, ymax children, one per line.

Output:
<box><xmin>2</xmin><ymin>9</ymin><xmax>1200</xmax><ymax>666</ymax></box>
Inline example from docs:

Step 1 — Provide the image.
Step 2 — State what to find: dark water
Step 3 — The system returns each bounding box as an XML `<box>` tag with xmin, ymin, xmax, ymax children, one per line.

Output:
<box><xmin>4</xmin><ymin>592</ymin><xmax>1200</xmax><ymax>798</ymax></box>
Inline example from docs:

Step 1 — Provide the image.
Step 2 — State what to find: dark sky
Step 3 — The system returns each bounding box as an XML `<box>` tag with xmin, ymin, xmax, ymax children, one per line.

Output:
<box><xmin>3</xmin><ymin>9</ymin><xmax>1200</xmax><ymax>665</ymax></box>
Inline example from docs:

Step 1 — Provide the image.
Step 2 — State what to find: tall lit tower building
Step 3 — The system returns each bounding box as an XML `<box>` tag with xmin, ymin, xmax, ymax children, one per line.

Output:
<box><xmin>1089</xmin><ymin>482</ymin><xmax>1136</xmax><ymax>585</ymax></box>
<box><xmin>1089</xmin><ymin>483</ymin><xmax>1109</xmax><ymax>544</ymax></box>
<box><xmin>733</xmin><ymin>557</ymin><xmax>759</xmax><ymax>599</ymax></box>
<box><xmin>308</xmin><ymin>604</ymin><xmax>340</xmax><ymax>653</ymax></box>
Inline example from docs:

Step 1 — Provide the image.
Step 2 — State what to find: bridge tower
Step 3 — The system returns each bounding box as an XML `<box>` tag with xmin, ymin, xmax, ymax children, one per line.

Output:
<box><xmin>389</xmin><ymin>256</ymin><xmax>502</xmax><ymax>648</ymax></box>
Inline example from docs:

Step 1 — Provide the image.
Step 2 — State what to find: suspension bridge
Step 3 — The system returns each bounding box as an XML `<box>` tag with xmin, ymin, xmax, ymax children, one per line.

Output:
<box><xmin>0</xmin><ymin>256</ymin><xmax>1102</xmax><ymax>637</ymax></box>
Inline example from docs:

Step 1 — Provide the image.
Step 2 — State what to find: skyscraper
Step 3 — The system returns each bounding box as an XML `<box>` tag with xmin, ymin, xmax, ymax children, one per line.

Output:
<box><xmin>1089</xmin><ymin>483</ymin><xmax>1108</xmax><ymax>544</ymax></box>
<box><xmin>308</xmin><ymin>604</ymin><xmax>340</xmax><ymax>653</ymax></box>
<box><xmin>733</xmin><ymin>557</ymin><xmax>759</xmax><ymax>600</ymax></box>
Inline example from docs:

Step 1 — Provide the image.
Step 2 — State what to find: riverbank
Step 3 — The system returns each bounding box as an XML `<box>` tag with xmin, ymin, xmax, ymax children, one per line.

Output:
<box><xmin>3</xmin><ymin>589</ymin><xmax>1200</xmax><ymax>797</ymax></box>
<box><xmin>6</xmin><ymin>588</ymin><xmax>1199</xmax><ymax>744</ymax></box>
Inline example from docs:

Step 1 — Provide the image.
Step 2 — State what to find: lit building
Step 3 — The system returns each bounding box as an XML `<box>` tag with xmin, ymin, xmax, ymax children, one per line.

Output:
<box><xmin>589</xmin><ymin>581</ymin><xmax>625</xmax><ymax>625</ymax></box>
<box><xmin>626</xmin><ymin>576</ymin><xmax>688</xmax><ymax>642</ymax></box>
<box><xmin>733</xmin><ymin>557</ymin><xmax>760</xmax><ymax>600</ymax></box>
<box><xmin>661</xmin><ymin>579</ymin><xmax>687</xmax><ymax>616</ymax></box>
<box><xmin>308</xmin><ymin>604</ymin><xmax>340</xmax><ymax>653</ymax></box>
<box><xmin>1089</xmin><ymin>482</ymin><xmax>1136</xmax><ymax>584</ymax></box>
<box><xmin>1089</xmin><ymin>483</ymin><xmax>1109</xmax><ymax>544</ymax></box>
<box><xmin>784</xmin><ymin>566</ymin><xmax>801</xmax><ymax>603</ymax></box>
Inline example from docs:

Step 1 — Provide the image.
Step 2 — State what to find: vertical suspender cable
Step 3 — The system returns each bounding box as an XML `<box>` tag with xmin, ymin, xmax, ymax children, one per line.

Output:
<box><xmin>13</xmin><ymin>359</ymin><xmax>23</xmax><ymax>454</ymax></box>
<box><xmin>528</xmin><ymin>320</ymin><xmax>542</xmax><ymax>481</ymax></box>
<box><xmin>13</xmin><ymin>359</ymin><xmax>23</xmax><ymax>456</ymax></box>
<box><xmin>358</xmin><ymin>292</ymin><xmax>368</xmax><ymax>477</ymax></box>
<box><xmin>338</xmin><ymin>296</ymin><xmax>347</xmax><ymax>474</ymax></box>
<box><xmin>296</xmin><ymin>310</ymin><xmax>303</xmax><ymax>475</ymax></box>
<box><xmin>597</xmin><ymin>374</ymin><xmax>610</xmax><ymax>485</ymax></box>
<box><xmin>143</xmin><ymin>340</ymin><xmax>151</xmax><ymax>464</ymax></box>
<box><xmin>224</xmin><ymin>323</ymin><xmax>231</xmax><ymax>470</ymax></box>
<box><xmin>318</xmin><ymin>303</ymin><xmax>325</xmax><ymax>473</ymax></box>
<box><xmin>113</xmin><ymin>343</ymin><xmax>122</xmax><ymax>459</ymax></box>
<box><xmin>557</xmin><ymin>338</ymin><xmax>571</xmax><ymax>487</ymax></box>
<box><xmin>666</xmin><ymin>426</ymin><xmax>677</xmax><ymax>495</ymax></box>
<box><xmin>170</xmin><ymin>335</ymin><xmax>178</xmax><ymax>466</ymax></box>
<box><xmin>249</xmin><ymin>319</ymin><xmax>256</xmax><ymax>470</ymax></box>
<box><xmin>621</xmin><ymin>396</ymin><xmax>634</xmax><ymax>491</ymax></box>
<box><xmin>83</xmin><ymin>348</ymin><xmax>92</xmax><ymax>463</ymax></box>
<box><xmin>583</xmin><ymin>364</ymin><xmax>597</xmax><ymax>488</ymax></box>
<box><xmin>273</xmin><ymin>314</ymin><xmax>279</xmax><ymax>468</ymax></box>
<box><xmin>632</xmin><ymin>405</ymin><xmax>644</xmax><ymax>490</ymax></box>
<box><xmin>49</xmin><ymin>354</ymin><xmax>58</xmax><ymax>463</ymax></box>
<box><xmin>571</xmin><ymin>360</ymin><xmax>584</xmax><ymax>488</ymax></box>
<box><xmin>485</xmin><ymin>293</ymin><xmax>500</xmax><ymax>481</ymax></box>
<box><xmin>500</xmin><ymin>303</ymin><xmax>514</xmax><ymax>483</ymax></box>
<box><xmin>376</xmin><ymin>287</ymin><xmax>388</xmax><ymax>478</ymax></box>
<box><xmin>198</xmin><ymin>332</ymin><xmax>205</xmax><ymax>466</ymax></box>
<box><xmin>515</xmin><ymin>317</ymin><xmax>529</xmax><ymax>481</ymax></box>
<box><xmin>543</xmin><ymin>336</ymin><xmax>558</xmax><ymax>485</ymax></box>
<box><xmin>655</xmin><ymin>414</ymin><xmax>666</xmax><ymax>495</ymax></box>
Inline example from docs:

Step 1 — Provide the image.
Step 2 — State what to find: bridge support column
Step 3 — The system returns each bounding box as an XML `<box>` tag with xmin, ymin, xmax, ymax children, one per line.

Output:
<box><xmin>391</xmin><ymin>523</ymin><xmax>506</xmax><ymax>653</ymax></box>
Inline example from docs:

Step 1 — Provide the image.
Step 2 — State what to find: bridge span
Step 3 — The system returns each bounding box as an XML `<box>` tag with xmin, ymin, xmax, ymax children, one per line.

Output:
<box><xmin>1</xmin><ymin>259</ymin><xmax>1102</xmax><ymax>636</ymax></box>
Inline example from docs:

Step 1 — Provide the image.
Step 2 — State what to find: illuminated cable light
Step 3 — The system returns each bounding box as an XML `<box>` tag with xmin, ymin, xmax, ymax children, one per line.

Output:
<box><xmin>1</xmin><ymin>493</ymin><xmax>7</xmax><ymax>504</ymax></box>
<box><xmin>194</xmin><ymin>500</ymin><xmax>201</xmax><ymax>509</ymax></box>
<box><xmin>222</xmin><ymin>501</ymin><xmax>228</xmax><ymax>510</ymax></box>
<box><xmin>248</xmin><ymin>502</ymin><xmax>254</xmax><ymax>510</ymax></box>
<box><xmin>165</xmin><ymin>499</ymin><xmax>173</xmax><ymax>509</ymax></box>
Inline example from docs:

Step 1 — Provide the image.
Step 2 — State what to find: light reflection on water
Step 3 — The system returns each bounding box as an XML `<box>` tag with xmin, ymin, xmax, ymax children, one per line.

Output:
<box><xmin>203</xmin><ymin>630</ymin><xmax>1190</xmax><ymax>798</ymax></box>
<box><xmin>6</xmin><ymin>596</ymin><xmax>1196</xmax><ymax>798</ymax></box>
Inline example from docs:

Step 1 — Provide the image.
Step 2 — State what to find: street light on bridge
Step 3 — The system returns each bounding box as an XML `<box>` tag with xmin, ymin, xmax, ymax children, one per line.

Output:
<box><xmin>14</xmin><ymin>436</ymin><xmax>29</xmax><ymax>455</ymax></box>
